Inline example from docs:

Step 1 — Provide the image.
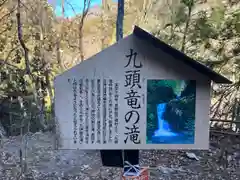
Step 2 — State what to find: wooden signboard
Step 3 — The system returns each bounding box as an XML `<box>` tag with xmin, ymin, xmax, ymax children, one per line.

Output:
<box><xmin>54</xmin><ymin>26</ymin><xmax>231</xmax><ymax>150</ymax></box>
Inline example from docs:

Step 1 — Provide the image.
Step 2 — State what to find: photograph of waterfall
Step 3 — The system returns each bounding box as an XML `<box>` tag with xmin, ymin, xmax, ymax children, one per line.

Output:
<box><xmin>146</xmin><ymin>79</ymin><xmax>196</xmax><ymax>144</ymax></box>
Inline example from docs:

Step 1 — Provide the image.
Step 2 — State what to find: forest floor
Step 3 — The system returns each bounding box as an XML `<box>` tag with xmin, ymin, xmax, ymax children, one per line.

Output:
<box><xmin>0</xmin><ymin>131</ymin><xmax>240</xmax><ymax>180</ymax></box>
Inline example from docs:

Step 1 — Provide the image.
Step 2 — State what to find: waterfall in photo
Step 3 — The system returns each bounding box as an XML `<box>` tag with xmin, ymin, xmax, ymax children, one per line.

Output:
<box><xmin>154</xmin><ymin>103</ymin><xmax>177</xmax><ymax>137</ymax></box>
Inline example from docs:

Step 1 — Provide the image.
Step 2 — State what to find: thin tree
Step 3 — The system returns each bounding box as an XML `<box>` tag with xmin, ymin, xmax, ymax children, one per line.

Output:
<box><xmin>180</xmin><ymin>0</ymin><xmax>194</xmax><ymax>53</ymax></box>
<box><xmin>79</xmin><ymin>0</ymin><xmax>91</xmax><ymax>61</ymax></box>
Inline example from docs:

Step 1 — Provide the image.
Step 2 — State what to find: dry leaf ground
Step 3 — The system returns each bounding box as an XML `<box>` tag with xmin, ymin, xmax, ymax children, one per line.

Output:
<box><xmin>0</xmin><ymin>132</ymin><xmax>239</xmax><ymax>180</ymax></box>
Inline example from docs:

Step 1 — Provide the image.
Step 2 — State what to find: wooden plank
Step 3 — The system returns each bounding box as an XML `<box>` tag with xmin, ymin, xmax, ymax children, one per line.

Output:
<box><xmin>210</xmin><ymin>130</ymin><xmax>240</xmax><ymax>136</ymax></box>
<box><xmin>210</xmin><ymin>119</ymin><xmax>240</xmax><ymax>124</ymax></box>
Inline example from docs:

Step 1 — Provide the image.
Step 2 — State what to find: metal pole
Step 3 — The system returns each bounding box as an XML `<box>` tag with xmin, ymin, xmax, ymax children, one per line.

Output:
<box><xmin>116</xmin><ymin>0</ymin><xmax>124</xmax><ymax>41</ymax></box>
<box><xmin>116</xmin><ymin>0</ymin><xmax>125</xmax><ymax>169</ymax></box>
<box><xmin>116</xmin><ymin>0</ymin><xmax>140</xmax><ymax>177</ymax></box>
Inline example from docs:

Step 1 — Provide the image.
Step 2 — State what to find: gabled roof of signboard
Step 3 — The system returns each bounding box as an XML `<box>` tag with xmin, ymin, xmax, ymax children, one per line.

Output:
<box><xmin>133</xmin><ymin>26</ymin><xmax>232</xmax><ymax>84</ymax></box>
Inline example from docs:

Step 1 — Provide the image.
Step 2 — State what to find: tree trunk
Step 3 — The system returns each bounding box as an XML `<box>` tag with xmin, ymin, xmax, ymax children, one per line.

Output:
<box><xmin>79</xmin><ymin>0</ymin><xmax>91</xmax><ymax>61</ymax></box>
<box><xmin>181</xmin><ymin>0</ymin><xmax>194</xmax><ymax>53</ymax></box>
<box><xmin>0</xmin><ymin>121</ymin><xmax>6</xmax><ymax>138</ymax></box>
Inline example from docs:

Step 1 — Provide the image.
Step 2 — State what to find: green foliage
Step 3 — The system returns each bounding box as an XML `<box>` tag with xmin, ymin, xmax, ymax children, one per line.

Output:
<box><xmin>151</xmin><ymin>0</ymin><xmax>239</xmax><ymax>82</ymax></box>
<box><xmin>0</xmin><ymin>97</ymin><xmax>44</xmax><ymax>136</ymax></box>
<box><xmin>173</xmin><ymin>5</ymin><xmax>188</xmax><ymax>26</ymax></box>
<box><xmin>210</xmin><ymin>7</ymin><xmax>225</xmax><ymax>28</ymax></box>
<box><xmin>0</xmin><ymin>0</ymin><xmax>58</xmax><ymax>135</ymax></box>
<box><xmin>164</xmin><ymin>94</ymin><xmax>196</xmax><ymax>134</ymax></box>
<box><xmin>181</xmin><ymin>0</ymin><xmax>194</xmax><ymax>8</ymax></box>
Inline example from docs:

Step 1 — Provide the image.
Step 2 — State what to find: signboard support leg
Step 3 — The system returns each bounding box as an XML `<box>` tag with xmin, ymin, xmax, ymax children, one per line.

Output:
<box><xmin>123</xmin><ymin>150</ymin><xmax>140</xmax><ymax>176</ymax></box>
<box><xmin>100</xmin><ymin>150</ymin><xmax>139</xmax><ymax>169</ymax></box>
<box><xmin>100</xmin><ymin>150</ymin><xmax>124</xmax><ymax>167</ymax></box>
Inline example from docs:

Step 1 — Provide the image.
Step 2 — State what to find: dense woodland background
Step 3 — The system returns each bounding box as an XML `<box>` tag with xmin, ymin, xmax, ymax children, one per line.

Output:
<box><xmin>0</xmin><ymin>0</ymin><xmax>240</xmax><ymax>137</ymax></box>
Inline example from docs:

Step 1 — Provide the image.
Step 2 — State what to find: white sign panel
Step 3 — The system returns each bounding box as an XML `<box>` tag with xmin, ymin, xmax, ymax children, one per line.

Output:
<box><xmin>54</xmin><ymin>35</ymin><xmax>210</xmax><ymax>150</ymax></box>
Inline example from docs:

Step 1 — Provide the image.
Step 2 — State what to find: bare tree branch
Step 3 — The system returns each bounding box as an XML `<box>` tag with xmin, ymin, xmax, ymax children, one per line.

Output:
<box><xmin>60</xmin><ymin>0</ymin><xmax>90</xmax><ymax>62</ymax></box>
<box><xmin>0</xmin><ymin>7</ymin><xmax>16</xmax><ymax>22</ymax></box>
<box><xmin>0</xmin><ymin>46</ymin><xmax>18</xmax><ymax>71</ymax></box>
<box><xmin>0</xmin><ymin>0</ymin><xmax>8</xmax><ymax>7</ymax></box>
<box><xmin>56</xmin><ymin>40</ymin><xmax>64</xmax><ymax>70</ymax></box>
<box><xmin>0</xmin><ymin>27</ymin><xmax>9</xmax><ymax>35</ymax></box>
<box><xmin>0</xmin><ymin>59</ymin><xmax>24</xmax><ymax>72</ymax></box>
<box><xmin>181</xmin><ymin>0</ymin><xmax>194</xmax><ymax>53</ymax></box>
<box><xmin>16</xmin><ymin>0</ymin><xmax>30</xmax><ymax>74</ymax></box>
<box><xmin>65</xmin><ymin>0</ymin><xmax>77</xmax><ymax>16</ymax></box>
<box><xmin>54</xmin><ymin>0</ymin><xmax>66</xmax><ymax>71</ymax></box>
<box><xmin>211</xmin><ymin>82</ymin><xmax>240</xmax><ymax>119</ymax></box>
<box><xmin>78</xmin><ymin>0</ymin><xmax>91</xmax><ymax>61</ymax></box>
<box><xmin>61</xmin><ymin>0</ymin><xmax>65</xmax><ymax>17</ymax></box>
